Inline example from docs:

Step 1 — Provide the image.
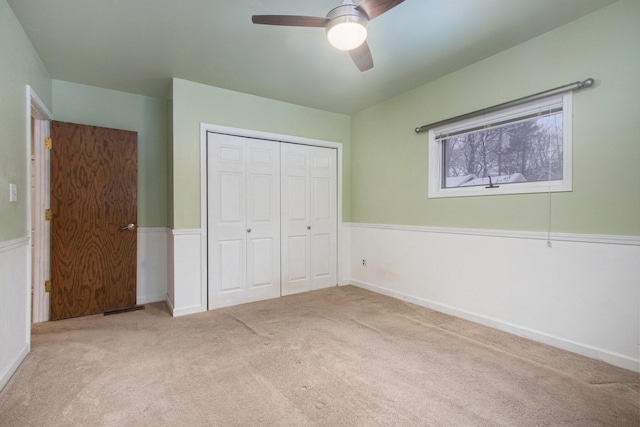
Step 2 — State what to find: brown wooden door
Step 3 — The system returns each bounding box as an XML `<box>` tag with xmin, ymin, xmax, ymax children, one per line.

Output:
<box><xmin>50</xmin><ymin>121</ymin><xmax>137</xmax><ymax>320</ymax></box>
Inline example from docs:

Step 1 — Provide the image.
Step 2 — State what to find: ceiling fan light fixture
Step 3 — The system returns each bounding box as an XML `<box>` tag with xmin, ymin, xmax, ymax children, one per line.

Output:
<box><xmin>327</xmin><ymin>18</ymin><xmax>368</xmax><ymax>51</ymax></box>
<box><xmin>325</xmin><ymin>4</ymin><xmax>368</xmax><ymax>51</ymax></box>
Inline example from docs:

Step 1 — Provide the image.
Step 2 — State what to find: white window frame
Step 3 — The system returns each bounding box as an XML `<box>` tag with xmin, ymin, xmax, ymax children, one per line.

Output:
<box><xmin>428</xmin><ymin>92</ymin><xmax>573</xmax><ymax>198</ymax></box>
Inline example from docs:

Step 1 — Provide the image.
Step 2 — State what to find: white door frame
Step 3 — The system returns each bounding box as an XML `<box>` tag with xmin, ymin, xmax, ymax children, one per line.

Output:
<box><xmin>27</xmin><ymin>86</ymin><xmax>53</xmax><ymax>323</ymax></box>
<box><xmin>200</xmin><ymin>123</ymin><xmax>343</xmax><ymax>310</ymax></box>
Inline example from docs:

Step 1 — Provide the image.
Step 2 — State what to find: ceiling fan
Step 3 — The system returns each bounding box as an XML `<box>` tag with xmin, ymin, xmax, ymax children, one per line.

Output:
<box><xmin>251</xmin><ymin>0</ymin><xmax>405</xmax><ymax>72</ymax></box>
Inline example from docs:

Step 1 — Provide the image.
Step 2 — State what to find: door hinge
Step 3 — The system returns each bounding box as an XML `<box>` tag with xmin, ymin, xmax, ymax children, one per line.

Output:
<box><xmin>45</xmin><ymin>209</ymin><xmax>52</xmax><ymax>221</ymax></box>
<box><xmin>45</xmin><ymin>280</ymin><xmax>52</xmax><ymax>293</ymax></box>
<box><xmin>45</xmin><ymin>137</ymin><xmax>52</xmax><ymax>150</ymax></box>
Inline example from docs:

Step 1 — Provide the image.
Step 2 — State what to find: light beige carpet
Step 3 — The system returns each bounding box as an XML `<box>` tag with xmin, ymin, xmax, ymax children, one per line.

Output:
<box><xmin>0</xmin><ymin>285</ymin><xmax>638</xmax><ymax>426</ymax></box>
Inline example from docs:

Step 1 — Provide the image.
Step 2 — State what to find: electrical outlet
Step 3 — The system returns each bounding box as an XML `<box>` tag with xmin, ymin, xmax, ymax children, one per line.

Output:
<box><xmin>362</xmin><ymin>259</ymin><xmax>367</xmax><ymax>267</ymax></box>
<box><xmin>9</xmin><ymin>183</ymin><xmax>17</xmax><ymax>202</ymax></box>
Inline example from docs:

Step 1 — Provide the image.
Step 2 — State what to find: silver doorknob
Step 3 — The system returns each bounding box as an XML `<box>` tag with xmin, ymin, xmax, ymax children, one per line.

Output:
<box><xmin>247</xmin><ymin>228</ymin><xmax>252</xmax><ymax>233</ymax></box>
<box><xmin>120</xmin><ymin>223</ymin><xmax>135</xmax><ymax>231</ymax></box>
<box><xmin>307</xmin><ymin>226</ymin><xmax>311</xmax><ymax>230</ymax></box>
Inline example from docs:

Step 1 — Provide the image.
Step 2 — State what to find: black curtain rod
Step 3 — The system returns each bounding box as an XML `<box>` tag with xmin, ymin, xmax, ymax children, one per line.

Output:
<box><xmin>414</xmin><ymin>78</ymin><xmax>595</xmax><ymax>134</ymax></box>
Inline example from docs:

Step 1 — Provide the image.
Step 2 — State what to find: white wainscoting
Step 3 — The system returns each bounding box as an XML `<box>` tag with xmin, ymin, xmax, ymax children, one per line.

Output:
<box><xmin>167</xmin><ymin>229</ymin><xmax>205</xmax><ymax>317</ymax></box>
<box><xmin>0</xmin><ymin>237</ymin><xmax>30</xmax><ymax>391</ymax></box>
<box><xmin>341</xmin><ymin>223</ymin><xmax>351</xmax><ymax>285</ymax></box>
<box><xmin>347</xmin><ymin>223</ymin><xmax>640</xmax><ymax>372</ymax></box>
<box><xmin>136</xmin><ymin>227</ymin><xmax>169</xmax><ymax>305</ymax></box>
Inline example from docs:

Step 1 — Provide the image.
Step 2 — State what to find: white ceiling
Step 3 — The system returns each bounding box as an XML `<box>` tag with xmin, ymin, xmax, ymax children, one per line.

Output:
<box><xmin>9</xmin><ymin>0</ymin><xmax>618</xmax><ymax>114</ymax></box>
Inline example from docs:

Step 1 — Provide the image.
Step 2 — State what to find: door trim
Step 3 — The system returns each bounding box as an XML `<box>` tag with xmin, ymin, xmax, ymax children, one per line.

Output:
<box><xmin>200</xmin><ymin>123</ymin><xmax>343</xmax><ymax>311</ymax></box>
<box><xmin>28</xmin><ymin>86</ymin><xmax>53</xmax><ymax>323</ymax></box>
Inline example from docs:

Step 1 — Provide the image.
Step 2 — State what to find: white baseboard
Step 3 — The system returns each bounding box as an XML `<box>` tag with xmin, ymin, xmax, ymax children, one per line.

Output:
<box><xmin>164</xmin><ymin>293</ymin><xmax>203</xmax><ymax>317</ymax></box>
<box><xmin>165</xmin><ymin>294</ymin><xmax>175</xmax><ymax>314</ymax></box>
<box><xmin>351</xmin><ymin>279</ymin><xmax>639</xmax><ymax>372</ymax></box>
<box><xmin>171</xmin><ymin>304</ymin><xmax>206</xmax><ymax>317</ymax></box>
<box><xmin>0</xmin><ymin>343</ymin><xmax>29</xmax><ymax>392</ymax></box>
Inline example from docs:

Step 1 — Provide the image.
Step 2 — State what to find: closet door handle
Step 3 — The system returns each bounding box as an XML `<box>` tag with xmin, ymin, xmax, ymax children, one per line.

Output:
<box><xmin>247</xmin><ymin>228</ymin><xmax>251</xmax><ymax>233</ymax></box>
<box><xmin>307</xmin><ymin>226</ymin><xmax>311</xmax><ymax>230</ymax></box>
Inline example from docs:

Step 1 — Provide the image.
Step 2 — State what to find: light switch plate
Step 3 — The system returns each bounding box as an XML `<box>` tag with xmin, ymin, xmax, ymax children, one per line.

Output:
<box><xmin>9</xmin><ymin>183</ymin><xmax>17</xmax><ymax>202</ymax></box>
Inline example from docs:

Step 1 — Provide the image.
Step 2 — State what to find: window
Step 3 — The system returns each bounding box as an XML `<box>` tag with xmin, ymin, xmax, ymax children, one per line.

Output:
<box><xmin>428</xmin><ymin>93</ymin><xmax>572</xmax><ymax>198</ymax></box>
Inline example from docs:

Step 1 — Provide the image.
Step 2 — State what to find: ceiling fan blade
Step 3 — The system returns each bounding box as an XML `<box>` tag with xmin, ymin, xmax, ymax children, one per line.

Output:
<box><xmin>349</xmin><ymin>41</ymin><xmax>374</xmax><ymax>72</ymax></box>
<box><xmin>355</xmin><ymin>0</ymin><xmax>405</xmax><ymax>20</ymax></box>
<box><xmin>252</xmin><ymin>15</ymin><xmax>329</xmax><ymax>27</ymax></box>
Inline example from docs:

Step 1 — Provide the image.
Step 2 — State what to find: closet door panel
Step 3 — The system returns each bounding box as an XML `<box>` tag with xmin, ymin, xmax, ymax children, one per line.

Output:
<box><xmin>208</xmin><ymin>134</ymin><xmax>280</xmax><ymax>308</ymax></box>
<box><xmin>281</xmin><ymin>144</ymin><xmax>311</xmax><ymax>295</ymax></box>
<box><xmin>312</xmin><ymin>233</ymin><xmax>331</xmax><ymax>277</ymax></box>
<box><xmin>219</xmin><ymin>240</ymin><xmax>244</xmax><ymax>291</ymax></box>
<box><xmin>282</xmin><ymin>144</ymin><xmax>337</xmax><ymax>294</ymax></box>
<box><xmin>246</xmin><ymin>140</ymin><xmax>280</xmax><ymax>302</ymax></box>
<box><xmin>219</xmin><ymin>173</ymin><xmax>243</xmax><ymax>225</ymax></box>
<box><xmin>310</xmin><ymin>147</ymin><xmax>337</xmax><ymax>290</ymax></box>
<box><xmin>249</xmin><ymin>238</ymin><xmax>273</xmax><ymax>284</ymax></box>
<box><xmin>208</xmin><ymin>136</ymin><xmax>247</xmax><ymax>308</ymax></box>
<box><xmin>287</xmin><ymin>177</ymin><xmax>308</xmax><ymax>221</ymax></box>
<box><xmin>287</xmin><ymin>234</ymin><xmax>309</xmax><ymax>279</ymax></box>
<box><xmin>313</xmin><ymin>176</ymin><xmax>331</xmax><ymax>221</ymax></box>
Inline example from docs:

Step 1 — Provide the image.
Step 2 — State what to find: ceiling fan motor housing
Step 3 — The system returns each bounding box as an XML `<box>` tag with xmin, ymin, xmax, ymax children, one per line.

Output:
<box><xmin>326</xmin><ymin>4</ymin><xmax>369</xmax><ymax>51</ymax></box>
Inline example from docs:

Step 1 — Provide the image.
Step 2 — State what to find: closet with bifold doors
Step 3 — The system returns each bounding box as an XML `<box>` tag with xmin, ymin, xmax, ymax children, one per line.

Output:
<box><xmin>207</xmin><ymin>132</ymin><xmax>338</xmax><ymax>310</ymax></box>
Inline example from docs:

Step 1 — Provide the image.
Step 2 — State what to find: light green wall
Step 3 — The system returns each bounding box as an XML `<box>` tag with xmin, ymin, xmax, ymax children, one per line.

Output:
<box><xmin>171</xmin><ymin>78</ymin><xmax>351</xmax><ymax>229</ymax></box>
<box><xmin>52</xmin><ymin>80</ymin><xmax>168</xmax><ymax>227</ymax></box>
<box><xmin>351</xmin><ymin>0</ymin><xmax>640</xmax><ymax>236</ymax></box>
<box><xmin>0</xmin><ymin>0</ymin><xmax>52</xmax><ymax>242</ymax></box>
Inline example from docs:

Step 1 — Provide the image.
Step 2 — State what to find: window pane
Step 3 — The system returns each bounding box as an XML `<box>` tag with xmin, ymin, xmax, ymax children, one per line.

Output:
<box><xmin>442</xmin><ymin>112</ymin><xmax>563</xmax><ymax>189</ymax></box>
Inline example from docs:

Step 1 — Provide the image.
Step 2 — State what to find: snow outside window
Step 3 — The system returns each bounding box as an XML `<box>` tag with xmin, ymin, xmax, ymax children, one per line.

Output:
<box><xmin>428</xmin><ymin>93</ymin><xmax>573</xmax><ymax>198</ymax></box>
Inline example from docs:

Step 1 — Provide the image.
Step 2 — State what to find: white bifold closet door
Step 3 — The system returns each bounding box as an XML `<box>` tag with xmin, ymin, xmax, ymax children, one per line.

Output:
<box><xmin>281</xmin><ymin>143</ymin><xmax>337</xmax><ymax>296</ymax></box>
<box><xmin>207</xmin><ymin>133</ymin><xmax>281</xmax><ymax>309</ymax></box>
